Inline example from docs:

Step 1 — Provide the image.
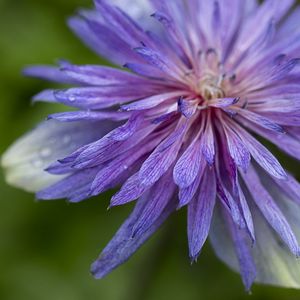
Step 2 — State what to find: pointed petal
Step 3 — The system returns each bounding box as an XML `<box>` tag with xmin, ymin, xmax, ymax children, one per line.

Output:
<box><xmin>188</xmin><ymin>168</ymin><xmax>216</xmax><ymax>261</ymax></box>
<box><xmin>91</xmin><ymin>197</ymin><xmax>175</xmax><ymax>279</ymax></box>
<box><xmin>226</xmin><ymin>212</ymin><xmax>256</xmax><ymax>292</ymax></box>
<box><xmin>139</xmin><ymin>121</ymin><xmax>187</xmax><ymax>186</ymax></box>
<box><xmin>242</xmin><ymin>166</ymin><xmax>300</xmax><ymax>256</ymax></box>
<box><xmin>233</xmin><ymin>124</ymin><xmax>287</xmax><ymax>179</ymax></box>
<box><xmin>173</xmin><ymin>135</ymin><xmax>204</xmax><ymax>188</ymax></box>
<box><xmin>132</xmin><ymin>174</ymin><xmax>175</xmax><ymax>237</ymax></box>
<box><xmin>110</xmin><ymin>173</ymin><xmax>147</xmax><ymax>206</ymax></box>
<box><xmin>48</xmin><ymin>111</ymin><xmax>129</xmax><ymax>122</ymax></box>
<box><xmin>23</xmin><ymin>65</ymin><xmax>76</xmax><ymax>84</ymax></box>
<box><xmin>210</xmin><ymin>202</ymin><xmax>300</xmax><ymax>289</ymax></box>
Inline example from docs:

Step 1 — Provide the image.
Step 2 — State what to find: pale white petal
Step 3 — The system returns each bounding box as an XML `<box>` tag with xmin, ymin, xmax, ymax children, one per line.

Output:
<box><xmin>209</xmin><ymin>204</ymin><xmax>240</xmax><ymax>273</ymax></box>
<box><xmin>111</xmin><ymin>0</ymin><xmax>153</xmax><ymax>21</ymax></box>
<box><xmin>252</xmin><ymin>201</ymin><xmax>300</xmax><ymax>288</ymax></box>
<box><xmin>2</xmin><ymin>120</ymin><xmax>113</xmax><ymax>192</ymax></box>
<box><xmin>210</xmin><ymin>193</ymin><xmax>300</xmax><ymax>289</ymax></box>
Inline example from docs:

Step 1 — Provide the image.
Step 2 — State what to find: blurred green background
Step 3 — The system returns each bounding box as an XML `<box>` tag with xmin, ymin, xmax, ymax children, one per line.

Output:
<box><xmin>1</xmin><ymin>1</ymin><xmax>300</xmax><ymax>299</ymax></box>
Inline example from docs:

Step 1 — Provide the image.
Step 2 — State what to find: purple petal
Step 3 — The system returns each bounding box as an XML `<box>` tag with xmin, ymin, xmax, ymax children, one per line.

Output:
<box><xmin>188</xmin><ymin>168</ymin><xmax>216</xmax><ymax>261</ymax></box>
<box><xmin>110</xmin><ymin>173</ymin><xmax>147</xmax><ymax>207</ymax></box>
<box><xmin>177</xmin><ymin>97</ymin><xmax>197</xmax><ymax>118</ymax></box>
<box><xmin>32</xmin><ymin>89</ymin><xmax>57</xmax><ymax>103</ymax></box>
<box><xmin>108</xmin><ymin>113</ymin><xmax>144</xmax><ymax>141</ymax></box>
<box><xmin>124</xmin><ymin>62</ymin><xmax>166</xmax><ymax>79</ymax></box>
<box><xmin>90</xmin><ymin>134</ymin><xmax>162</xmax><ymax>196</ymax></box>
<box><xmin>23</xmin><ymin>65</ymin><xmax>77</xmax><ymax>84</ymax></box>
<box><xmin>210</xmin><ymin>202</ymin><xmax>300</xmax><ymax>289</ymax></box>
<box><xmin>236</xmin><ymin>181</ymin><xmax>255</xmax><ymax>241</ymax></box>
<box><xmin>178</xmin><ymin>171</ymin><xmax>203</xmax><ymax>209</ymax></box>
<box><xmin>233</xmin><ymin>123</ymin><xmax>287</xmax><ymax>179</ymax></box>
<box><xmin>201</xmin><ymin>115</ymin><xmax>215</xmax><ymax>165</ymax></box>
<box><xmin>237</xmin><ymin>109</ymin><xmax>285</xmax><ymax>133</ymax></box>
<box><xmin>236</xmin><ymin>117</ymin><xmax>300</xmax><ymax>162</ymax></box>
<box><xmin>121</xmin><ymin>91</ymin><xmax>184</xmax><ymax>111</ymax></box>
<box><xmin>242</xmin><ymin>166</ymin><xmax>300</xmax><ymax>256</ymax></box>
<box><xmin>131</xmin><ymin>174</ymin><xmax>176</xmax><ymax>237</ymax></box>
<box><xmin>70</xmin><ymin>15</ymin><xmax>141</xmax><ymax>66</ymax></box>
<box><xmin>60</xmin><ymin>64</ymin><xmax>154</xmax><ymax>86</ymax></box>
<box><xmin>223</xmin><ymin>125</ymin><xmax>251</xmax><ymax>172</ymax></box>
<box><xmin>54</xmin><ymin>87</ymin><xmax>154</xmax><ymax>109</ymax></box>
<box><xmin>68</xmin><ymin>16</ymin><xmax>122</xmax><ymax>64</ymax></box>
<box><xmin>216</xmin><ymin>178</ymin><xmax>245</xmax><ymax>229</ymax></box>
<box><xmin>273</xmin><ymin>173</ymin><xmax>300</xmax><ymax>205</ymax></box>
<box><xmin>209</xmin><ymin>97</ymin><xmax>239</xmax><ymax>108</ymax></box>
<box><xmin>94</xmin><ymin>0</ymin><xmax>154</xmax><ymax>47</ymax></box>
<box><xmin>139</xmin><ymin>121</ymin><xmax>187</xmax><ymax>187</ymax></box>
<box><xmin>70</xmin><ymin>125</ymin><xmax>155</xmax><ymax>169</ymax></box>
<box><xmin>37</xmin><ymin>168</ymin><xmax>98</xmax><ymax>201</ymax></box>
<box><xmin>134</xmin><ymin>46</ymin><xmax>184</xmax><ymax>79</ymax></box>
<box><xmin>173</xmin><ymin>135</ymin><xmax>205</xmax><ymax>188</ymax></box>
<box><xmin>90</xmin><ymin>150</ymin><xmax>143</xmax><ymax>196</ymax></box>
<box><xmin>227</xmin><ymin>215</ymin><xmax>257</xmax><ymax>292</ymax></box>
<box><xmin>91</xmin><ymin>197</ymin><xmax>175</xmax><ymax>279</ymax></box>
<box><xmin>152</xmin><ymin>111</ymin><xmax>177</xmax><ymax>124</ymax></box>
<box><xmin>48</xmin><ymin>111</ymin><xmax>129</xmax><ymax>122</ymax></box>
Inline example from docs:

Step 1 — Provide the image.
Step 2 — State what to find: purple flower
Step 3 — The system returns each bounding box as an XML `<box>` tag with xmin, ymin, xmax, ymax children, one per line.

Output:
<box><xmin>3</xmin><ymin>0</ymin><xmax>300</xmax><ymax>290</ymax></box>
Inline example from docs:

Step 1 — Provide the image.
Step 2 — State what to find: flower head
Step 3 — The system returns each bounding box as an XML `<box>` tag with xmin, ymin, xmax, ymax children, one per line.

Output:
<box><xmin>3</xmin><ymin>0</ymin><xmax>300</xmax><ymax>291</ymax></box>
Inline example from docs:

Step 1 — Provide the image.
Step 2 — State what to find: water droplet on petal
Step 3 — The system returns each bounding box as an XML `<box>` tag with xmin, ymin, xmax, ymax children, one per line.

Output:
<box><xmin>31</xmin><ymin>158</ymin><xmax>43</xmax><ymax>168</ymax></box>
<box><xmin>69</xmin><ymin>95</ymin><xmax>76</xmax><ymax>102</ymax></box>
<box><xmin>63</xmin><ymin>135</ymin><xmax>72</xmax><ymax>144</ymax></box>
<box><xmin>40</xmin><ymin>147</ymin><xmax>52</xmax><ymax>158</ymax></box>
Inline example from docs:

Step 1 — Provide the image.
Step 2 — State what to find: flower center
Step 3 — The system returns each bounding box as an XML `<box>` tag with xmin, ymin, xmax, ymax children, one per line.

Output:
<box><xmin>198</xmin><ymin>73</ymin><xmax>225</xmax><ymax>101</ymax></box>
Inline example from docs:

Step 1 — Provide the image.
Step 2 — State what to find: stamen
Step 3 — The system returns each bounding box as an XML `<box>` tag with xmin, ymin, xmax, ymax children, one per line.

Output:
<box><xmin>198</xmin><ymin>73</ymin><xmax>226</xmax><ymax>101</ymax></box>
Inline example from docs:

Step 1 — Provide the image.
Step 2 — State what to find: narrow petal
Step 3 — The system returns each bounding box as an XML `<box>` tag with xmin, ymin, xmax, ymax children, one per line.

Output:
<box><xmin>23</xmin><ymin>65</ymin><xmax>77</xmax><ymax>84</ymax></box>
<box><xmin>37</xmin><ymin>168</ymin><xmax>98</xmax><ymax>201</ymax></box>
<box><xmin>242</xmin><ymin>166</ymin><xmax>300</xmax><ymax>256</ymax></box>
<box><xmin>178</xmin><ymin>171</ymin><xmax>202</xmax><ymax>209</ymax></box>
<box><xmin>209</xmin><ymin>97</ymin><xmax>239</xmax><ymax>108</ymax></box>
<box><xmin>237</xmin><ymin>109</ymin><xmax>284</xmax><ymax>133</ymax></box>
<box><xmin>91</xmin><ymin>197</ymin><xmax>175</xmax><ymax>279</ymax></box>
<box><xmin>173</xmin><ymin>134</ymin><xmax>204</xmax><ymax>188</ymax></box>
<box><xmin>110</xmin><ymin>173</ymin><xmax>147</xmax><ymax>207</ymax></box>
<box><xmin>54</xmin><ymin>86</ymin><xmax>155</xmax><ymax>109</ymax></box>
<box><xmin>232</xmin><ymin>123</ymin><xmax>287</xmax><ymax>179</ymax></box>
<box><xmin>69</xmin><ymin>125</ymin><xmax>154</xmax><ymax>169</ymax></box>
<box><xmin>177</xmin><ymin>97</ymin><xmax>197</xmax><ymax>118</ymax></box>
<box><xmin>216</xmin><ymin>179</ymin><xmax>245</xmax><ymax>229</ymax></box>
<box><xmin>90</xmin><ymin>133</ymin><xmax>161</xmax><ymax>196</ymax></box>
<box><xmin>60</xmin><ymin>64</ymin><xmax>154</xmax><ymax>86</ymax></box>
<box><xmin>223</xmin><ymin>125</ymin><xmax>251</xmax><ymax>172</ymax></box>
<box><xmin>226</xmin><ymin>212</ymin><xmax>256</xmax><ymax>292</ymax></box>
<box><xmin>131</xmin><ymin>174</ymin><xmax>176</xmax><ymax>237</ymax></box>
<box><xmin>210</xmin><ymin>203</ymin><xmax>300</xmax><ymax>289</ymax></box>
<box><xmin>188</xmin><ymin>168</ymin><xmax>216</xmax><ymax>261</ymax></box>
<box><xmin>48</xmin><ymin>111</ymin><xmax>129</xmax><ymax>122</ymax></box>
<box><xmin>121</xmin><ymin>91</ymin><xmax>184</xmax><ymax>112</ymax></box>
<box><xmin>273</xmin><ymin>173</ymin><xmax>300</xmax><ymax>205</ymax></box>
<box><xmin>201</xmin><ymin>113</ymin><xmax>215</xmax><ymax>165</ymax></box>
<box><xmin>108</xmin><ymin>113</ymin><xmax>144</xmax><ymax>141</ymax></box>
<box><xmin>237</xmin><ymin>182</ymin><xmax>255</xmax><ymax>241</ymax></box>
<box><xmin>139</xmin><ymin>121</ymin><xmax>187</xmax><ymax>186</ymax></box>
<box><xmin>134</xmin><ymin>46</ymin><xmax>184</xmax><ymax>80</ymax></box>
